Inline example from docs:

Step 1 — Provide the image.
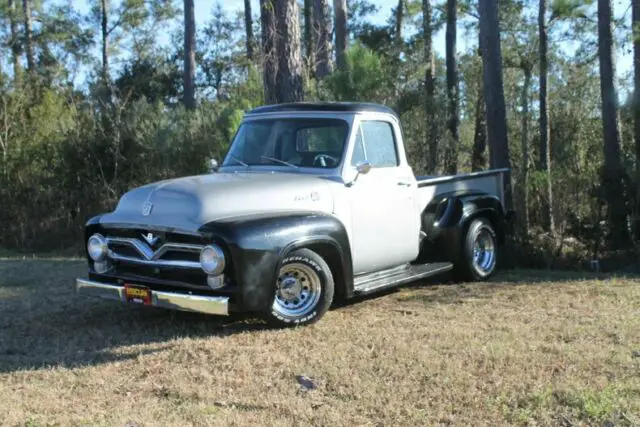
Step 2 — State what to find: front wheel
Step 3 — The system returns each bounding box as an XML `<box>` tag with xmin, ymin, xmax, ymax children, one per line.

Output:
<box><xmin>267</xmin><ymin>248</ymin><xmax>334</xmax><ymax>327</ymax></box>
<box><xmin>454</xmin><ymin>217</ymin><xmax>498</xmax><ymax>281</ymax></box>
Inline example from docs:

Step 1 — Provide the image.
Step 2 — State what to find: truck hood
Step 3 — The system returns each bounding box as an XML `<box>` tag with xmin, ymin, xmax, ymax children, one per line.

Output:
<box><xmin>99</xmin><ymin>172</ymin><xmax>335</xmax><ymax>230</ymax></box>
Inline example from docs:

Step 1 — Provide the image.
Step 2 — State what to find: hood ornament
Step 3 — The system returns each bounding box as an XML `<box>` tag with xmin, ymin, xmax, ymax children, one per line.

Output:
<box><xmin>142</xmin><ymin>232</ymin><xmax>159</xmax><ymax>246</ymax></box>
<box><xmin>142</xmin><ymin>201</ymin><xmax>153</xmax><ymax>216</ymax></box>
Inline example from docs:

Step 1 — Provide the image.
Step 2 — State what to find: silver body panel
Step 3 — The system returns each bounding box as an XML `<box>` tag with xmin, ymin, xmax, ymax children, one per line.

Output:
<box><xmin>101</xmin><ymin>171</ymin><xmax>335</xmax><ymax>232</ymax></box>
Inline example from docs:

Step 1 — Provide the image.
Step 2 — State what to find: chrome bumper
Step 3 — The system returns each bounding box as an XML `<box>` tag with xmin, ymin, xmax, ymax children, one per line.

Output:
<box><xmin>75</xmin><ymin>278</ymin><xmax>229</xmax><ymax>316</ymax></box>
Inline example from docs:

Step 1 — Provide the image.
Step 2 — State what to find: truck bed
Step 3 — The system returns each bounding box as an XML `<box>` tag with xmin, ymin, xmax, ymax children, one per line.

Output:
<box><xmin>415</xmin><ymin>168</ymin><xmax>509</xmax><ymax>212</ymax></box>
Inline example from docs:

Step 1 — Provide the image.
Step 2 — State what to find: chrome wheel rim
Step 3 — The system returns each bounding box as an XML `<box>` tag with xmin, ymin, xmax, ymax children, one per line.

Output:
<box><xmin>473</xmin><ymin>228</ymin><xmax>496</xmax><ymax>274</ymax></box>
<box><xmin>273</xmin><ymin>263</ymin><xmax>322</xmax><ymax>318</ymax></box>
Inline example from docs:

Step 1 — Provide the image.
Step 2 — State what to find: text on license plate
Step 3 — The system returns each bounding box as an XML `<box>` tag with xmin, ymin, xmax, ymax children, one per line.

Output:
<box><xmin>124</xmin><ymin>284</ymin><xmax>152</xmax><ymax>305</ymax></box>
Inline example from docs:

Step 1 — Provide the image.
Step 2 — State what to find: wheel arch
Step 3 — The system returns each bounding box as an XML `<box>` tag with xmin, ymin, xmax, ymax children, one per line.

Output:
<box><xmin>460</xmin><ymin>198</ymin><xmax>506</xmax><ymax>245</ymax></box>
<box><xmin>279</xmin><ymin>236</ymin><xmax>353</xmax><ymax>301</ymax></box>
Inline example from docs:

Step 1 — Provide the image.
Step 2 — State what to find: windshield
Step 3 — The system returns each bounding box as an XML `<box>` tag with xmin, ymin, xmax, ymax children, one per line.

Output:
<box><xmin>222</xmin><ymin>118</ymin><xmax>350</xmax><ymax>169</ymax></box>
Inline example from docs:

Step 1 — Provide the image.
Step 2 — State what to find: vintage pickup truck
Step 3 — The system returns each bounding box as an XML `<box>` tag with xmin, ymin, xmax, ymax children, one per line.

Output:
<box><xmin>76</xmin><ymin>102</ymin><xmax>513</xmax><ymax>326</ymax></box>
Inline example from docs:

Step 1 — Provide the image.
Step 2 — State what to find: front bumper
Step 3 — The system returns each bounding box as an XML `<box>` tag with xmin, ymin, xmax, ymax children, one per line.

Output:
<box><xmin>75</xmin><ymin>278</ymin><xmax>229</xmax><ymax>316</ymax></box>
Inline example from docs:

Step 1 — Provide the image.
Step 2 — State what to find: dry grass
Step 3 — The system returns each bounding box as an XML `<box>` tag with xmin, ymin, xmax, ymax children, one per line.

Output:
<box><xmin>1</xmin><ymin>260</ymin><xmax>640</xmax><ymax>426</ymax></box>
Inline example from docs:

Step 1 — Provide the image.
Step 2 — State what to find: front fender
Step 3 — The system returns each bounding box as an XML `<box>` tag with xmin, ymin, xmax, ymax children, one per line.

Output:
<box><xmin>198</xmin><ymin>212</ymin><xmax>352</xmax><ymax>312</ymax></box>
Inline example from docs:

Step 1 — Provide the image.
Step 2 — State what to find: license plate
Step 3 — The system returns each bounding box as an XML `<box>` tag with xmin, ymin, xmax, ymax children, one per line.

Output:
<box><xmin>124</xmin><ymin>284</ymin><xmax>152</xmax><ymax>305</ymax></box>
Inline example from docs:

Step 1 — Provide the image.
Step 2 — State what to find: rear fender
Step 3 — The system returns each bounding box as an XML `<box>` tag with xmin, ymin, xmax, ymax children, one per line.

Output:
<box><xmin>418</xmin><ymin>191</ymin><xmax>506</xmax><ymax>263</ymax></box>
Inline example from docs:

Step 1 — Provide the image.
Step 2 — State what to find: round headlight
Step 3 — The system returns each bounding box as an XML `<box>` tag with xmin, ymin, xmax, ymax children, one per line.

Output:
<box><xmin>87</xmin><ymin>233</ymin><xmax>107</xmax><ymax>262</ymax></box>
<box><xmin>200</xmin><ymin>245</ymin><xmax>225</xmax><ymax>275</ymax></box>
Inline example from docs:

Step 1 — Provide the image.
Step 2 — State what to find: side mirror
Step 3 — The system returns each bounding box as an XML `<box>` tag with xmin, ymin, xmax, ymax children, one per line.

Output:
<box><xmin>208</xmin><ymin>158</ymin><xmax>219</xmax><ymax>173</ymax></box>
<box><xmin>356</xmin><ymin>161</ymin><xmax>372</xmax><ymax>175</ymax></box>
<box><xmin>347</xmin><ymin>161</ymin><xmax>371</xmax><ymax>186</ymax></box>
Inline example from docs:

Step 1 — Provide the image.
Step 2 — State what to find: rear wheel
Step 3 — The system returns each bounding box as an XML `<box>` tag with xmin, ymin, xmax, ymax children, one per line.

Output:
<box><xmin>267</xmin><ymin>248</ymin><xmax>334</xmax><ymax>327</ymax></box>
<box><xmin>454</xmin><ymin>217</ymin><xmax>498</xmax><ymax>281</ymax></box>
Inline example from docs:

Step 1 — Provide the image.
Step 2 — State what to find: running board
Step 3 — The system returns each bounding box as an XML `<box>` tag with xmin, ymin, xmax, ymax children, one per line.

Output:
<box><xmin>353</xmin><ymin>262</ymin><xmax>453</xmax><ymax>295</ymax></box>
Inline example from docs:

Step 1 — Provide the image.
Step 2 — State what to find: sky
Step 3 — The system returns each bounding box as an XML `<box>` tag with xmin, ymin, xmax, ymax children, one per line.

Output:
<box><xmin>215</xmin><ymin>0</ymin><xmax>466</xmax><ymax>64</ymax></box>
<box><xmin>56</xmin><ymin>0</ymin><xmax>635</xmax><ymax>88</ymax></box>
<box><xmin>213</xmin><ymin>0</ymin><xmax>634</xmax><ymax>83</ymax></box>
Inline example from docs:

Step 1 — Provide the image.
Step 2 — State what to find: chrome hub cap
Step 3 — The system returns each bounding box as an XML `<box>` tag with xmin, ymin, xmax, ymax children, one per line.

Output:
<box><xmin>473</xmin><ymin>229</ymin><xmax>496</xmax><ymax>274</ymax></box>
<box><xmin>273</xmin><ymin>263</ymin><xmax>321</xmax><ymax>318</ymax></box>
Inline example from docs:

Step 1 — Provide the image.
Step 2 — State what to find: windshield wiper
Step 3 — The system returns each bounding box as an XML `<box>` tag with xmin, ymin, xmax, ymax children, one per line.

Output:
<box><xmin>229</xmin><ymin>155</ymin><xmax>249</xmax><ymax>168</ymax></box>
<box><xmin>260</xmin><ymin>156</ymin><xmax>299</xmax><ymax>169</ymax></box>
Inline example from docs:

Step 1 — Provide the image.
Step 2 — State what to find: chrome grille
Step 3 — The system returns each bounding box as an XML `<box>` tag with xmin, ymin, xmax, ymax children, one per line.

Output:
<box><xmin>106</xmin><ymin>236</ymin><xmax>203</xmax><ymax>269</ymax></box>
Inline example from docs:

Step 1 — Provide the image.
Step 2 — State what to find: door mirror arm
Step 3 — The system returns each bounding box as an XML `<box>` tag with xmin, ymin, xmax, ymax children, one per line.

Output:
<box><xmin>346</xmin><ymin>161</ymin><xmax>372</xmax><ymax>187</ymax></box>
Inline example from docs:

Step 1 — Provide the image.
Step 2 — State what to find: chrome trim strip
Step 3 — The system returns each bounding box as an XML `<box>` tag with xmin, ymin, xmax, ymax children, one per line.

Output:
<box><xmin>105</xmin><ymin>237</ymin><xmax>203</xmax><ymax>269</ymax></box>
<box><xmin>75</xmin><ymin>278</ymin><xmax>229</xmax><ymax>316</ymax></box>
<box><xmin>107</xmin><ymin>253</ymin><xmax>201</xmax><ymax>269</ymax></box>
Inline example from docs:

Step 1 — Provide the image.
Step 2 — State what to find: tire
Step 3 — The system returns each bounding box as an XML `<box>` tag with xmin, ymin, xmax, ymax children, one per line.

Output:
<box><xmin>454</xmin><ymin>217</ymin><xmax>498</xmax><ymax>282</ymax></box>
<box><xmin>266</xmin><ymin>248</ymin><xmax>334</xmax><ymax>327</ymax></box>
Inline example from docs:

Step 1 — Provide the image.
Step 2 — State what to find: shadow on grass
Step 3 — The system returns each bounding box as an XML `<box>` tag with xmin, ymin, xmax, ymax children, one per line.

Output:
<box><xmin>0</xmin><ymin>259</ymin><xmax>274</xmax><ymax>374</ymax></box>
<box><xmin>332</xmin><ymin>267</ymin><xmax>639</xmax><ymax>310</ymax></box>
<box><xmin>1</xmin><ymin>259</ymin><xmax>636</xmax><ymax>373</ymax></box>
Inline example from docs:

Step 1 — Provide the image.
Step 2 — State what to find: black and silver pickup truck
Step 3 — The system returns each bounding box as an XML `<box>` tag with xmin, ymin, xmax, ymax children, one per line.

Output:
<box><xmin>76</xmin><ymin>102</ymin><xmax>514</xmax><ymax>326</ymax></box>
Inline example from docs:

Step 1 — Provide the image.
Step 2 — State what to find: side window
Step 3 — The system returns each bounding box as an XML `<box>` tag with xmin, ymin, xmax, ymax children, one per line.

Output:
<box><xmin>359</xmin><ymin>121</ymin><xmax>398</xmax><ymax>167</ymax></box>
<box><xmin>350</xmin><ymin>127</ymin><xmax>366</xmax><ymax>166</ymax></box>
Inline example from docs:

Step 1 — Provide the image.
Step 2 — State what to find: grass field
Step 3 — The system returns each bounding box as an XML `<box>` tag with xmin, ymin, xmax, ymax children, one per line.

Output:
<box><xmin>1</xmin><ymin>259</ymin><xmax>640</xmax><ymax>426</ymax></box>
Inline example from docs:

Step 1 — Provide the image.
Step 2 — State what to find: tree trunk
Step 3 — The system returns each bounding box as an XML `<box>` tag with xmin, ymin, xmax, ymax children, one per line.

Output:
<box><xmin>101</xmin><ymin>0</ymin><xmax>109</xmax><ymax>83</ymax></box>
<box><xmin>22</xmin><ymin>0</ymin><xmax>34</xmax><ymax>73</ymax></box>
<box><xmin>304</xmin><ymin>0</ymin><xmax>314</xmax><ymax>75</ymax></box>
<box><xmin>472</xmin><ymin>89</ymin><xmax>487</xmax><ymax>171</ymax></box>
<box><xmin>275</xmin><ymin>0</ymin><xmax>304</xmax><ymax>102</ymax></box>
<box><xmin>334</xmin><ymin>0</ymin><xmax>348</xmax><ymax>71</ymax></box>
<box><xmin>184</xmin><ymin>0</ymin><xmax>196</xmax><ymax>108</ymax></box>
<box><xmin>260</xmin><ymin>0</ymin><xmax>278</xmax><ymax>104</ymax></box>
<box><xmin>392</xmin><ymin>0</ymin><xmax>405</xmax><ymax>97</ymax></box>
<box><xmin>538</xmin><ymin>0</ymin><xmax>555</xmax><ymax>234</ymax></box>
<box><xmin>538</xmin><ymin>0</ymin><xmax>549</xmax><ymax>172</ymax></box>
<box><xmin>479</xmin><ymin>0</ymin><xmax>512</xmax><ymax>209</ymax></box>
<box><xmin>395</xmin><ymin>0</ymin><xmax>404</xmax><ymax>52</ymax></box>
<box><xmin>520</xmin><ymin>66</ymin><xmax>532</xmax><ymax>238</ymax></box>
<box><xmin>244</xmin><ymin>0</ymin><xmax>255</xmax><ymax>60</ymax></box>
<box><xmin>423</xmin><ymin>0</ymin><xmax>437</xmax><ymax>174</ymax></box>
<box><xmin>598</xmin><ymin>0</ymin><xmax>627</xmax><ymax>247</ymax></box>
<box><xmin>633</xmin><ymin>0</ymin><xmax>640</xmax><ymax>236</ymax></box>
<box><xmin>183</xmin><ymin>0</ymin><xmax>196</xmax><ymax>109</ymax></box>
<box><xmin>314</xmin><ymin>0</ymin><xmax>333</xmax><ymax>78</ymax></box>
<box><xmin>472</xmin><ymin>28</ymin><xmax>487</xmax><ymax>172</ymax></box>
<box><xmin>8</xmin><ymin>0</ymin><xmax>22</xmax><ymax>85</ymax></box>
<box><xmin>444</xmin><ymin>0</ymin><xmax>459</xmax><ymax>174</ymax></box>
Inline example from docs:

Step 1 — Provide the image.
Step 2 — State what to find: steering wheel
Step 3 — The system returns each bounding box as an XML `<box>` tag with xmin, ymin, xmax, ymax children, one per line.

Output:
<box><xmin>313</xmin><ymin>154</ymin><xmax>339</xmax><ymax>167</ymax></box>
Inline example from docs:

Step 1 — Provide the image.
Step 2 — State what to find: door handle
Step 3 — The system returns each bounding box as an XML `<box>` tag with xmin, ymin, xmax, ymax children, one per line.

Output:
<box><xmin>397</xmin><ymin>181</ymin><xmax>412</xmax><ymax>187</ymax></box>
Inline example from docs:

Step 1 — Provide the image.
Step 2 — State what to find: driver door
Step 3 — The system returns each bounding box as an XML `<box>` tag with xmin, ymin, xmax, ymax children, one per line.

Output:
<box><xmin>346</xmin><ymin>118</ymin><xmax>420</xmax><ymax>275</ymax></box>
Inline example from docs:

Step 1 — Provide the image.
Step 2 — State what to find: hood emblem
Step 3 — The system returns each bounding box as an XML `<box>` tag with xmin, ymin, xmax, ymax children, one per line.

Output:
<box><xmin>142</xmin><ymin>201</ymin><xmax>153</xmax><ymax>216</ymax></box>
<box><xmin>294</xmin><ymin>191</ymin><xmax>321</xmax><ymax>202</ymax></box>
<box><xmin>142</xmin><ymin>232</ymin><xmax>159</xmax><ymax>246</ymax></box>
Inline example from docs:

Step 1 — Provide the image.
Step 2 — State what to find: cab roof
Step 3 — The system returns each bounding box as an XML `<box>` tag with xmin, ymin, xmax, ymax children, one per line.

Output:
<box><xmin>246</xmin><ymin>102</ymin><xmax>398</xmax><ymax>117</ymax></box>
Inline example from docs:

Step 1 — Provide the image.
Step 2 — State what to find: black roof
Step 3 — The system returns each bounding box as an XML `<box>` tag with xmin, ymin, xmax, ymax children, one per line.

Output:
<box><xmin>246</xmin><ymin>102</ymin><xmax>398</xmax><ymax>116</ymax></box>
